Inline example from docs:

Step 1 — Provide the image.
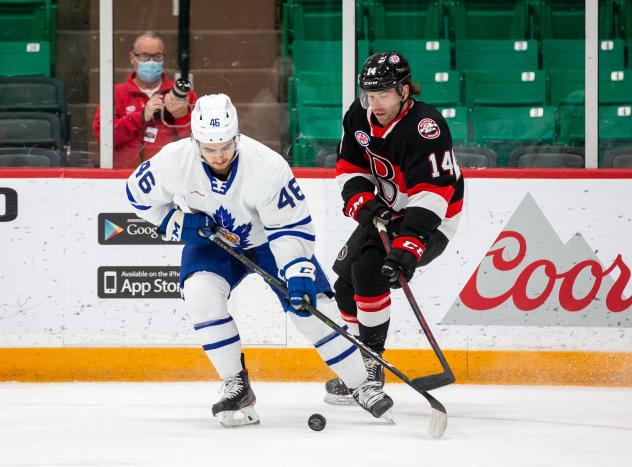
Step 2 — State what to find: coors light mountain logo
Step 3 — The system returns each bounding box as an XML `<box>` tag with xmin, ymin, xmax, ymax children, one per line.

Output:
<box><xmin>442</xmin><ymin>193</ymin><xmax>632</xmax><ymax>327</ymax></box>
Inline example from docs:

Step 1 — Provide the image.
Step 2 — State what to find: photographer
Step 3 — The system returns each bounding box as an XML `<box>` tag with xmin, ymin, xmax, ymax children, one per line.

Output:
<box><xmin>93</xmin><ymin>31</ymin><xmax>198</xmax><ymax>169</ymax></box>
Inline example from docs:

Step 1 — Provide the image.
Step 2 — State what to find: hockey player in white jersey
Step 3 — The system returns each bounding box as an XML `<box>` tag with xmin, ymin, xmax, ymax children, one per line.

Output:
<box><xmin>126</xmin><ymin>94</ymin><xmax>394</xmax><ymax>426</ymax></box>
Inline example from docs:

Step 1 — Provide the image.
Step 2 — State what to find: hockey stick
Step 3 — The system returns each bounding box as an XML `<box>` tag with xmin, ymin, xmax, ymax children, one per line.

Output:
<box><xmin>375</xmin><ymin>219</ymin><xmax>455</xmax><ymax>392</ymax></box>
<box><xmin>209</xmin><ymin>234</ymin><xmax>448</xmax><ymax>438</ymax></box>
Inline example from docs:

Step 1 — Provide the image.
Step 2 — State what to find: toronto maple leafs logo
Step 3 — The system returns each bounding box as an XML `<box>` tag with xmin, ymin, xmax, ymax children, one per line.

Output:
<box><xmin>212</xmin><ymin>206</ymin><xmax>253</xmax><ymax>248</ymax></box>
<box><xmin>211</xmin><ymin>179</ymin><xmax>227</xmax><ymax>194</ymax></box>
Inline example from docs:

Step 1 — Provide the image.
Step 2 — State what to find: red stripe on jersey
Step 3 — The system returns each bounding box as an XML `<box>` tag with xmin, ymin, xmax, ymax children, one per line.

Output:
<box><xmin>335</xmin><ymin>158</ymin><xmax>371</xmax><ymax>176</ymax></box>
<box><xmin>446</xmin><ymin>198</ymin><xmax>463</xmax><ymax>218</ymax></box>
<box><xmin>392</xmin><ymin>236</ymin><xmax>426</xmax><ymax>260</ymax></box>
<box><xmin>369</xmin><ymin>101</ymin><xmax>413</xmax><ymax>138</ymax></box>
<box><xmin>407</xmin><ymin>182</ymin><xmax>455</xmax><ymax>202</ymax></box>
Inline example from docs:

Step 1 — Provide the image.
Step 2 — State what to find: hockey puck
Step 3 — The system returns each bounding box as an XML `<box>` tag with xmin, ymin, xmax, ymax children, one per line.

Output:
<box><xmin>307</xmin><ymin>413</ymin><xmax>326</xmax><ymax>431</ymax></box>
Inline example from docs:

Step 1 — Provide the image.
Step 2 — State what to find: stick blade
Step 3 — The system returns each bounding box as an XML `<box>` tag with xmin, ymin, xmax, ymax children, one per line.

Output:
<box><xmin>428</xmin><ymin>406</ymin><xmax>448</xmax><ymax>439</ymax></box>
<box><xmin>412</xmin><ymin>372</ymin><xmax>455</xmax><ymax>392</ymax></box>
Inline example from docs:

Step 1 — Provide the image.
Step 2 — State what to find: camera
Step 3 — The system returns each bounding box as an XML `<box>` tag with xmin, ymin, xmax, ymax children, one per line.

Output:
<box><xmin>154</xmin><ymin>77</ymin><xmax>192</xmax><ymax>122</ymax></box>
<box><xmin>170</xmin><ymin>77</ymin><xmax>192</xmax><ymax>101</ymax></box>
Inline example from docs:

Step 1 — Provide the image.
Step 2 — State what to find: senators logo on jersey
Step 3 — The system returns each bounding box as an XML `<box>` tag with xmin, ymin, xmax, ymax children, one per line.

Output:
<box><xmin>418</xmin><ymin>118</ymin><xmax>441</xmax><ymax>139</ymax></box>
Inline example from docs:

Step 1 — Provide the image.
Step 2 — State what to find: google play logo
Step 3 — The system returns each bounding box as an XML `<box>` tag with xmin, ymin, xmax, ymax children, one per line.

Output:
<box><xmin>104</xmin><ymin>219</ymin><xmax>124</xmax><ymax>241</ymax></box>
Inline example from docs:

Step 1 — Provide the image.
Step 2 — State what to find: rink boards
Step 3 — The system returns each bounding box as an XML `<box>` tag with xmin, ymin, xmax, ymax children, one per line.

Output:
<box><xmin>1</xmin><ymin>167</ymin><xmax>631</xmax><ymax>385</ymax></box>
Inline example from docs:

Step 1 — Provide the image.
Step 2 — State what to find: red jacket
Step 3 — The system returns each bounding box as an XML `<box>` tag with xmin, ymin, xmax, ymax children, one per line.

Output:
<box><xmin>93</xmin><ymin>72</ymin><xmax>198</xmax><ymax>169</ymax></box>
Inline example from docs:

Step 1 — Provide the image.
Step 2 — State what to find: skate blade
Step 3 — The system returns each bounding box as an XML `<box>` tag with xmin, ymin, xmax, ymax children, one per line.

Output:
<box><xmin>324</xmin><ymin>393</ymin><xmax>355</xmax><ymax>406</ymax></box>
<box><xmin>380</xmin><ymin>409</ymin><xmax>395</xmax><ymax>424</ymax></box>
<box><xmin>218</xmin><ymin>406</ymin><xmax>260</xmax><ymax>427</ymax></box>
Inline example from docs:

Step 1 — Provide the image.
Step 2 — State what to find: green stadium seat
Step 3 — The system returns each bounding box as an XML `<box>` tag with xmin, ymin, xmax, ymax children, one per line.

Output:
<box><xmin>558</xmin><ymin>105</ymin><xmax>632</xmax><ymax>154</ymax></box>
<box><xmin>294</xmin><ymin>71</ymin><xmax>342</xmax><ymax>107</ymax></box>
<box><xmin>603</xmin><ymin>147</ymin><xmax>632</xmax><ymax>167</ymax></box>
<box><xmin>448</xmin><ymin>0</ymin><xmax>529</xmax><ymax>40</ymax></box>
<box><xmin>472</xmin><ymin>106</ymin><xmax>556</xmax><ymax>166</ymax></box>
<box><xmin>455</xmin><ymin>39</ymin><xmax>538</xmax><ymax>71</ymax></box>
<box><xmin>282</xmin><ymin>0</ymin><xmax>366</xmax><ymax>56</ymax></box>
<box><xmin>0</xmin><ymin>41</ymin><xmax>51</xmax><ymax>76</ymax></box>
<box><xmin>549</xmin><ymin>70</ymin><xmax>585</xmax><ymax>107</ymax></box>
<box><xmin>453</xmin><ymin>146</ymin><xmax>497</xmax><ymax>167</ymax></box>
<box><xmin>600</xmin><ymin>70</ymin><xmax>632</xmax><ymax>104</ymax></box>
<box><xmin>600</xmin><ymin>104</ymin><xmax>632</xmax><ymax>141</ymax></box>
<box><xmin>292</xmin><ymin>105</ymin><xmax>342</xmax><ymax>166</ymax></box>
<box><xmin>417</xmin><ymin>71</ymin><xmax>460</xmax><ymax>107</ymax></box>
<box><xmin>291</xmin><ymin>40</ymin><xmax>369</xmax><ymax>74</ymax></box>
<box><xmin>0</xmin><ymin>111</ymin><xmax>63</xmax><ymax>149</ymax></box>
<box><xmin>542</xmin><ymin>39</ymin><xmax>625</xmax><ymax>71</ymax></box>
<box><xmin>438</xmin><ymin>106</ymin><xmax>468</xmax><ymax>146</ymax></box>
<box><xmin>558</xmin><ymin>104</ymin><xmax>585</xmax><ymax>145</ymax></box>
<box><xmin>0</xmin><ymin>76</ymin><xmax>68</xmax><ymax>142</ymax></box>
<box><xmin>0</xmin><ymin>146</ymin><xmax>61</xmax><ymax>166</ymax></box>
<box><xmin>371</xmin><ymin>39</ymin><xmax>451</xmax><ymax>76</ymax></box>
<box><xmin>0</xmin><ymin>0</ymin><xmax>57</xmax><ymax>72</ymax></box>
<box><xmin>364</xmin><ymin>0</ymin><xmax>444</xmax><ymax>40</ymax></box>
<box><xmin>549</xmin><ymin>69</ymin><xmax>631</xmax><ymax>108</ymax></box>
<box><xmin>534</xmin><ymin>0</ymin><xmax>613</xmax><ymax>40</ymax></box>
<box><xmin>508</xmin><ymin>145</ymin><xmax>585</xmax><ymax>168</ymax></box>
<box><xmin>464</xmin><ymin>70</ymin><xmax>545</xmax><ymax>106</ymax></box>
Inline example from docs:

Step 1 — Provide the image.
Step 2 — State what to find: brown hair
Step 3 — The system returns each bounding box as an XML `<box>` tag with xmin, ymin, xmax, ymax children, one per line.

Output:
<box><xmin>404</xmin><ymin>77</ymin><xmax>421</xmax><ymax>97</ymax></box>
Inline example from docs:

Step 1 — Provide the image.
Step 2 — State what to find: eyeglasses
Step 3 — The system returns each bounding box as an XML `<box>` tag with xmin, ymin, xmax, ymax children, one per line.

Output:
<box><xmin>132</xmin><ymin>52</ymin><xmax>165</xmax><ymax>62</ymax></box>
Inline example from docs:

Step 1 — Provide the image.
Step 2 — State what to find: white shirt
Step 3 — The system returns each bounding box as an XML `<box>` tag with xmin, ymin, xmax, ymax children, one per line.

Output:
<box><xmin>126</xmin><ymin>135</ymin><xmax>315</xmax><ymax>273</ymax></box>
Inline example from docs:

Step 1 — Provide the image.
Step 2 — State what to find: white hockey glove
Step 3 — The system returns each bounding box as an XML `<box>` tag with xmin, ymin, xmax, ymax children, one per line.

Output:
<box><xmin>158</xmin><ymin>208</ymin><xmax>215</xmax><ymax>244</ymax></box>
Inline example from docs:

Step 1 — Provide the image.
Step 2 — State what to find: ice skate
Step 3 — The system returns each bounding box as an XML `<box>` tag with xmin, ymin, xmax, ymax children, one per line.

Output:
<box><xmin>212</xmin><ymin>357</ymin><xmax>259</xmax><ymax>427</ymax></box>
<box><xmin>324</xmin><ymin>377</ymin><xmax>355</xmax><ymax>405</ymax></box>
<box><xmin>353</xmin><ymin>379</ymin><xmax>393</xmax><ymax>423</ymax></box>
<box><xmin>325</xmin><ymin>353</ymin><xmax>386</xmax><ymax>405</ymax></box>
<box><xmin>352</xmin><ymin>378</ymin><xmax>394</xmax><ymax>420</ymax></box>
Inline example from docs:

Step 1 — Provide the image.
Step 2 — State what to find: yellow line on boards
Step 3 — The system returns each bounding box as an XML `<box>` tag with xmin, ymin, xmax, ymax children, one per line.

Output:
<box><xmin>1</xmin><ymin>348</ymin><xmax>631</xmax><ymax>386</ymax></box>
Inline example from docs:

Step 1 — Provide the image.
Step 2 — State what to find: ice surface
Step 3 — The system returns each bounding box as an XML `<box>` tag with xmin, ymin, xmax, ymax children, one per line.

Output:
<box><xmin>0</xmin><ymin>382</ymin><xmax>630</xmax><ymax>466</ymax></box>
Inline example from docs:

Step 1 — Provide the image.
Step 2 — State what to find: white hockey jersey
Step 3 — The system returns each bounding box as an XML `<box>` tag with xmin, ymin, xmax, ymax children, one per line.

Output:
<box><xmin>125</xmin><ymin>135</ymin><xmax>315</xmax><ymax>273</ymax></box>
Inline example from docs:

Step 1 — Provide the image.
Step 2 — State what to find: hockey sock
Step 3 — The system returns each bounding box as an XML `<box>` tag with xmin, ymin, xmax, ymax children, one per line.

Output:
<box><xmin>288</xmin><ymin>310</ymin><xmax>367</xmax><ymax>390</ymax></box>
<box><xmin>184</xmin><ymin>271</ymin><xmax>243</xmax><ymax>378</ymax></box>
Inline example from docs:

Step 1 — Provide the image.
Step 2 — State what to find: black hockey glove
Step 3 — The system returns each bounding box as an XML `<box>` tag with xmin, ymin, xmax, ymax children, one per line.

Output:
<box><xmin>381</xmin><ymin>236</ymin><xmax>425</xmax><ymax>288</ymax></box>
<box><xmin>356</xmin><ymin>199</ymin><xmax>392</xmax><ymax>227</ymax></box>
<box><xmin>344</xmin><ymin>192</ymin><xmax>392</xmax><ymax>227</ymax></box>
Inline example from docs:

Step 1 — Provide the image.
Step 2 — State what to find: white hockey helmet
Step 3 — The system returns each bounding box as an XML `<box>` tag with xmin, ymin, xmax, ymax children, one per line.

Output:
<box><xmin>191</xmin><ymin>94</ymin><xmax>239</xmax><ymax>143</ymax></box>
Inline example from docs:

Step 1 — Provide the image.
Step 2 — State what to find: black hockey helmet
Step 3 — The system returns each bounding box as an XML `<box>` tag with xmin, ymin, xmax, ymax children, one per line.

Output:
<box><xmin>359</xmin><ymin>51</ymin><xmax>411</xmax><ymax>92</ymax></box>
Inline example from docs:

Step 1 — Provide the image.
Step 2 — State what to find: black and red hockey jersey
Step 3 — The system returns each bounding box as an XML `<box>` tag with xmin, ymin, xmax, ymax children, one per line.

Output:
<box><xmin>336</xmin><ymin>98</ymin><xmax>464</xmax><ymax>247</ymax></box>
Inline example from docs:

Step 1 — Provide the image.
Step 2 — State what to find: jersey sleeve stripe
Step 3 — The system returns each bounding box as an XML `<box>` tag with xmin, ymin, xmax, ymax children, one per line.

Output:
<box><xmin>126</xmin><ymin>183</ymin><xmax>152</xmax><ymax>210</ymax></box>
<box><xmin>446</xmin><ymin>198</ymin><xmax>463</xmax><ymax>218</ymax></box>
<box><xmin>267</xmin><ymin>230</ymin><xmax>316</xmax><ymax>242</ymax></box>
<box><xmin>263</xmin><ymin>215</ymin><xmax>312</xmax><ymax>231</ymax></box>
<box><xmin>407</xmin><ymin>182</ymin><xmax>455</xmax><ymax>202</ymax></box>
<box><xmin>407</xmin><ymin>191</ymin><xmax>448</xmax><ymax>218</ymax></box>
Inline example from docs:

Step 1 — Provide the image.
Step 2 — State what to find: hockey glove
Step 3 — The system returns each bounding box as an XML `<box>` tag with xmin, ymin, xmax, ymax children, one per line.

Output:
<box><xmin>159</xmin><ymin>208</ymin><xmax>215</xmax><ymax>244</ymax></box>
<box><xmin>344</xmin><ymin>192</ymin><xmax>392</xmax><ymax>227</ymax></box>
<box><xmin>381</xmin><ymin>236</ymin><xmax>425</xmax><ymax>288</ymax></box>
<box><xmin>283</xmin><ymin>259</ymin><xmax>317</xmax><ymax>316</ymax></box>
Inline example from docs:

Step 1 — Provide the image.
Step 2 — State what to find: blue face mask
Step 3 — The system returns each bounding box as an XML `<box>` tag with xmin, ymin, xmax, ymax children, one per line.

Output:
<box><xmin>136</xmin><ymin>61</ymin><xmax>163</xmax><ymax>83</ymax></box>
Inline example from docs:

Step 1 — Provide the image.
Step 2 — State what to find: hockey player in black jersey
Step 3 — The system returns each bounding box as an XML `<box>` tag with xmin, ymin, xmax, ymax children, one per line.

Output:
<box><xmin>325</xmin><ymin>51</ymin><xmax>464</xmax><ymax>404</ymax></box>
